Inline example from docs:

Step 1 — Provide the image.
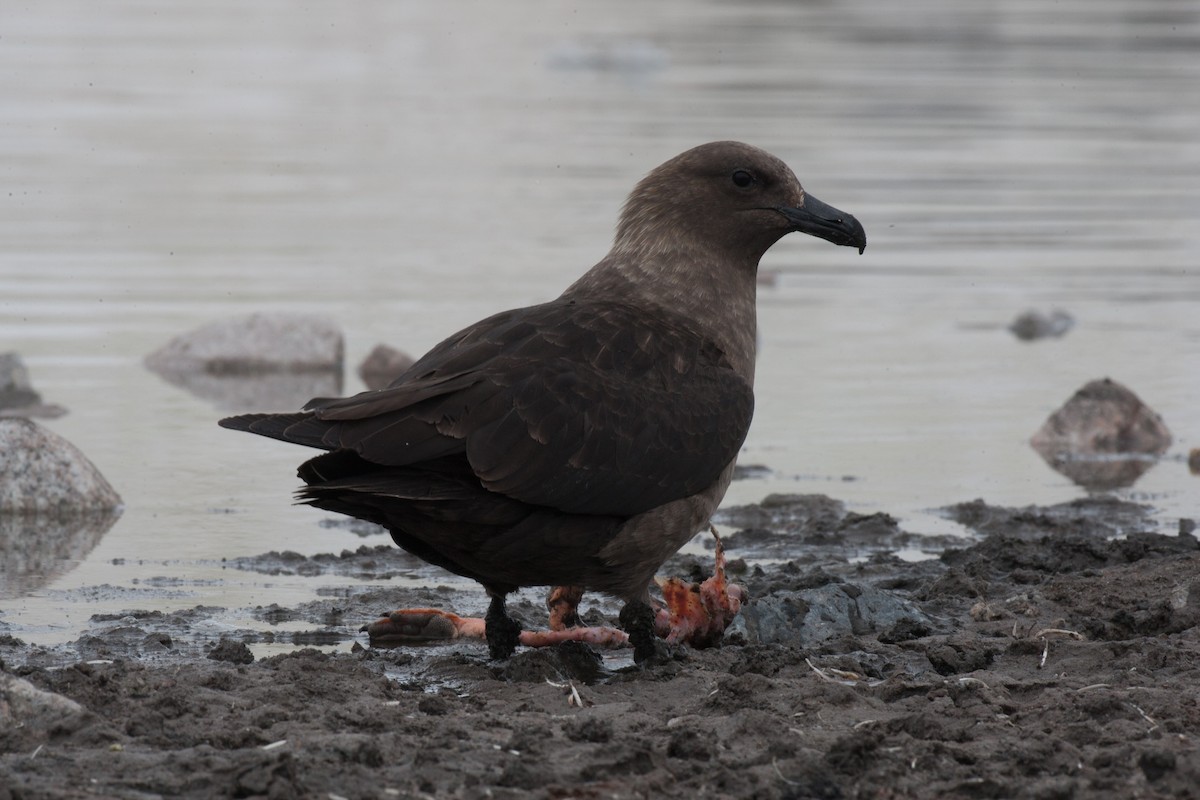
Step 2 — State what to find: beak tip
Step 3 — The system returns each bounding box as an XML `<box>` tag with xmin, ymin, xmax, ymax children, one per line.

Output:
<box><xmin>781</xmin><ymin>196</ymin><xmax>867</xmax><ymax>254</ymax></box>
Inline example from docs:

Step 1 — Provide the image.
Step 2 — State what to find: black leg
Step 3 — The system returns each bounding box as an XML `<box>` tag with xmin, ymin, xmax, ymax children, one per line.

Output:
<box><xmin>619</xmin><ymin>600</ymin><xmax>670</xmax><ymax>665</ymax></box>
<box><xmin>484</xmin><ymin>595</ymin><xmax>521</xmax><ymax>660</ymax></box>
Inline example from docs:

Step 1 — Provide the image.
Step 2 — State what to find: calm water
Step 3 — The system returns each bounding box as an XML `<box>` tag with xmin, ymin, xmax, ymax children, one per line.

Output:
<box><xmin>2</xmin><ymin>0</ymin><xmax>1198</xmax><ymax>643</ymax></box>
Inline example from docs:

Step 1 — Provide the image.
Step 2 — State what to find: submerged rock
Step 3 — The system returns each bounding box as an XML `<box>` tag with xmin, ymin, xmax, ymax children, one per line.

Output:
<box><xmin>145</xmin><ymin>312</ymin><xmax>344</xmax><ymax>376</ymax></box>
<box><xmin>1031</xmin><ymin>378</ymin><xmax>1171</xmax><ymax>490</ymax></box>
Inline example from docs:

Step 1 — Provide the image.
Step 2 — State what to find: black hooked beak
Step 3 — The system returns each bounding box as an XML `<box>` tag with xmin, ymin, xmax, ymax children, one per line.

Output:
<box><xmin>777</xmin><ymin>194</ymin><xmax>867</xmax><ymax>254</ymax></box>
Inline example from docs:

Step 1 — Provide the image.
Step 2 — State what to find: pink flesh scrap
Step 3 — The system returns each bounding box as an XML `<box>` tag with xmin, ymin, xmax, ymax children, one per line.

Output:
<box><xmin>364</xmin><ymin>530</ymin><xmax>744</xmax><ymax>651</ymax></box>
<box><xmin>654</xmin><ymin>530</ymin><xmax>745</xmax><ymax>646</ymax></box>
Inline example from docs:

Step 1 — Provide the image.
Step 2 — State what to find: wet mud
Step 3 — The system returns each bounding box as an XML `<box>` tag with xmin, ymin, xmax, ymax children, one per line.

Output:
<box><xmin>2</xmin><ymin>494</ymin><xmax>1199</xmax><ymax>799</ymax></box>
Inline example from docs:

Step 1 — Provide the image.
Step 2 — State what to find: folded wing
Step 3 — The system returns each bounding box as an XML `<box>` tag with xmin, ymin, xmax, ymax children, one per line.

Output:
<box><xmin>220</xmin><ymin>299</ymin><xmax>754</xmax><ymax>518</ymax></box>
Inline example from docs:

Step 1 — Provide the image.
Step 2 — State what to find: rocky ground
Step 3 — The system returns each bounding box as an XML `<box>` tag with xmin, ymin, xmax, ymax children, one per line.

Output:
<box><xmin>2</xmin><ymin>493</ymin><xmax>1199</xmax><ymax>799</ymax></box>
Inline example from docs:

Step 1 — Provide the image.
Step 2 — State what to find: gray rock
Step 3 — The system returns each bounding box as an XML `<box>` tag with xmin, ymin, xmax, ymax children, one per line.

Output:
<box><xmin>733</xmin><ymin>582</ymin><xmax>942</xmax><ymax>647</ymax></box>
<box><xmin>145</xmin><ymin>313</ymin><xmax>344</xmax><ymax>375</ymax></box>
<box><xmin>0</xmin><ymin>419</ymin><xmax>122</xmax><ymax>514</ymax></box>
<box><xmin>357</xmin><ymin>343</ymin><xmax>415</xmax><ymax>390</ymax></box>
<box><xmin>1032</xmin><ymin>378</ymin><xmax>1170</xmax><ymax>455</ymax></box>
<box><xmin>1009</xmin><ymin>308</ymin><xmax>1074</xmax><ymax>341</ymax></box>
<box><xmin>0</xmin><ymin>672</ymin><xmax>98</xmax><ymax>750</ymax></box>
<box><xmin>1030</xmin><ymin>378</ymin><xmax>1171</xmax><ymax>490</ymax></box>
<box><xmin>0</xmin><ymin>352</ymin><xmax>66</xmax><ymax>418</ymax></box>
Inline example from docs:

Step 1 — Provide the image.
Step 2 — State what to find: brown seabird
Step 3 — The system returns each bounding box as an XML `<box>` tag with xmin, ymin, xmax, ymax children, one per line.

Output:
<box><xmin>219</xmin><ymin>141</ymin><xmax>866</xmax><ymax>662</ymax></box>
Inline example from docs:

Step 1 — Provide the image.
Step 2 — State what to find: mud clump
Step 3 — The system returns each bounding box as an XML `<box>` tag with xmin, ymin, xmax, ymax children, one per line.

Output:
<box><xmin>208</xmin><ymin>638</ymin><xmax>254</xmax><ymax>664</ymax></box>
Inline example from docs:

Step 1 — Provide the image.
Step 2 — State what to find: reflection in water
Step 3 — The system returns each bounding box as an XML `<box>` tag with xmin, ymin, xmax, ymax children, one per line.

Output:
<box><xmin>1030</xmin><ymin>450</ymin><xmax>1160</xmax><ymax>493</ymax></box>
<box><xmin>143</xmin><ymin>312</ymin><xmax>346</xmax><ymax>411</ymax></box>
<box><xmin>146</xmin><ymin>368</ymin><xmax>343</xmax><ymax>414</ymax></box>
<box><xmin>0</xmin><ymin>511</ymin><xmax>122</xmax><ymax>599</ymax></box>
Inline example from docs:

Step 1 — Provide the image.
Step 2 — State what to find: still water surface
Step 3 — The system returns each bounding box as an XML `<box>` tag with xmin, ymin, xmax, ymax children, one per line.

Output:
<box><xmin>1</xmin><ymin>0</ymin><xmax>1197</xmax><ymax>643</ymax></box>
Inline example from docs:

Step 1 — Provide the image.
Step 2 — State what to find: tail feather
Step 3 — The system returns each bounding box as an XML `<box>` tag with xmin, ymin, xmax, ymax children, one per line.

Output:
<box><xmin>218</xmin><ymin>412</ymin><xmax>331</xmax><ymax>449</ymax></box>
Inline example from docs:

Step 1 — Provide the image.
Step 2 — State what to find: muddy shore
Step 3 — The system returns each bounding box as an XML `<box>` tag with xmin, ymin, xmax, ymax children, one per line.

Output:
<box><xmin>2</xmin><ymin>493</ymin><xmax>1198</xmax><ymax>799</ymax></box>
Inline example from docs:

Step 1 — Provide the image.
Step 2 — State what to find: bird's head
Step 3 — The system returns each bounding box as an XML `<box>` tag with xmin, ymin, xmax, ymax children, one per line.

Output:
<box><xmin>615</xmin><ymin>141</ymin><xmax>866</xmax><ymax>264</ymax></box>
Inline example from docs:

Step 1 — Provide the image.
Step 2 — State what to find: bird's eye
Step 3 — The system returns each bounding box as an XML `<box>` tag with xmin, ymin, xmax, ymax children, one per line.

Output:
<box><xmin>731</xmin><ymin>170</ymin><xmax>755</xmax><ymax>188</ymax></box>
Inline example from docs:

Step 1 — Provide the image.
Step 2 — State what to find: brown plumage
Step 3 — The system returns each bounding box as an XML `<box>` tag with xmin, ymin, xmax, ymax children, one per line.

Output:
<box><xmin>219</xmin><ymin>141</ymin><xmax>866</xmax><ymax>661</ymax></box>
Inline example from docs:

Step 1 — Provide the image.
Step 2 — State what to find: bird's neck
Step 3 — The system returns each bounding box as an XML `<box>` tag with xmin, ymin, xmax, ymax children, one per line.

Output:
<box><xmin>562</xmin><ymin>245</ymin><xmax>759</xmax><ymax>382</ymax></box>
